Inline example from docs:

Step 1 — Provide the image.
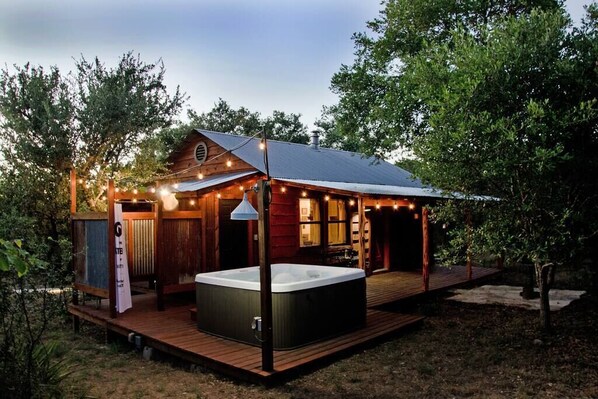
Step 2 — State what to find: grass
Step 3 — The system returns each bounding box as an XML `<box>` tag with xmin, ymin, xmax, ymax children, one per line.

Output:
<box><xmin>54</xmin><ymin>284</ymin><xmax>598</xmax><ymax>398</ymax></box>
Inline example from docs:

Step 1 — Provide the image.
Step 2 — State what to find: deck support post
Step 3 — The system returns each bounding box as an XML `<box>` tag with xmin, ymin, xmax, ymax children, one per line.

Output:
<box><xmin>357</xmin><ymin>196</ymin><xmax>368</xmax><ymax>275</ymax></box>
<box><xmin>257</xmin><ymin>179</ymin><xmax>274</xmax><ymax>371</ymax></box>
<box><xmin>383</xmin><ymin>216</ymin><xmax>390</xmax><ymax>270</ymax></box>
<box><xmin>108</xmin><ymin>179</ymin><xmax>117</xmax><ymax>319</ymax></box>
<box><xmin>155</xmin><ymin>199</ymin><xmax>165</xmax><ymax>311</ymax></box>
<box><xmin>466</xmin><ymin>209</ymin><xmax>473</xmax><ymax>280</ymax></box>
<box><xmin>70</xmin><ymin>168</ymin><xmax>80</xmax><ymax>332</ymax></box>
<box><xmin>422</xmin><ymin>207</ymin><xmax>430</xmax><ymax>292</ymax></box>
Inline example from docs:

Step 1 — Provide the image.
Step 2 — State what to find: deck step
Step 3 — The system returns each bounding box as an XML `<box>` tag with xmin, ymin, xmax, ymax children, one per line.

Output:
<box><xmin>189</xmin><ymin>307</ymin><xmax>197</xmax><ymax>321</ymax></box>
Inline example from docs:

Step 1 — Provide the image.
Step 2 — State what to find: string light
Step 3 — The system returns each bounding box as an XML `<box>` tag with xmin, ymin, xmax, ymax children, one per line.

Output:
<box><xmin>132</xmin><ymin>198</ymin><xmax>137</xmax><ymax>203</ymax></box>
<box><xmin>393</xmin><ymin>202</ymin><xmax>398</xmax><ymax>210</ymax></box>
<box><xmin>78</xmin><ymin>178</ymin><xmax>84</xmax><ymax>184</ymax></box>
<box><xmin>149</xmin><ymin>187</ymin><xmax>156</xmax><ymax>193</ymax></box>
<box><xmin>259</xmin><ymin>141</ymin><xmax>266</xmax><ymax>150</ymax></box>
<box><xmin>197</xmin><ymin>172</ymin><xmax>204</xmax><ymax>180</ymax></box>
<box><xmin>190</xmin><ymin>199</ymin><xmax>196</xmax><ymax>206</ymax></box>
<box><xmin>226</xmin><ymin>160</ymin><xmax>232</xmax><ymax>167</ymax></box>
<box><xmin>132</xmin><ymin>188</ymin><xmax>138</xmax><ymax>195</ymax></box>
<box><xmin>324</xmin><ymin>195</ymin><xmax>330</xmax><ymax>201</ymax></box>
<box><xmin>375</xmin><ymin>202</ymin><xmax>381</xmax><ymax>210</ymax></box>
<box><xmin>280</xmin><ymin>186</ymin><xmax>287</xmax><ymax>193</ymax></box>
<box><xmin>102</xmin><ymin>195</ymin><xmax>107</xmax><ymax>201</ymax></box>
<box><xmin>115</xmin><ymin>187</ymin><xmax>120</xmax><ymax>193</ymax></box>
<box><xmin>349</xmin><ymin>199</ymin><xmax>355</xmax><ymax>206</ymax></box>
<box><xmin>301</xmin><ymin>191</ymin><xmax>307</xmax><ymax>197</ymax></box>
<box><xmin>216</xmin><ymin>192</ymin><xmax>221</xmax><ymax>199</ymax></box>
<box><xmin>173</xmin><ymin>183</ymin><xmax>179</xmax><ymax>189</ymax></box>
<box><xmin>239</xmin><ymin>185</ymin><xmax>244</xmax><ymax>191</ymax></box>
<box><xmin>408</xmin><ymin>203</ymin><xmax>415</xmax><ymax>210</ymax></box>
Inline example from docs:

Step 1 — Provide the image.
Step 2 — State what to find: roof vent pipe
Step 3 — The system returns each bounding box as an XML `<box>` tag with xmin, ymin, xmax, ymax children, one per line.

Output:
<box><xmin>309</xmin><ymin>130</ymin><xmax>320</xmax><ymax>151</ymax></box>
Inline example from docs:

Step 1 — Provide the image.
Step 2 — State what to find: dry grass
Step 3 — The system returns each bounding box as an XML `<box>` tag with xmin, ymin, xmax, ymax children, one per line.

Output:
<box><xmin>55</xmin><ymin>290</ymin><xmax>598</xmax><ymax>399</ymax></box>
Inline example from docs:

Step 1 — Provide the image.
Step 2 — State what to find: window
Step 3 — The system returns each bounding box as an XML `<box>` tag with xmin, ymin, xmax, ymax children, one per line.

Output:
<box><xmin>299</xmin><ymin>198</ymin><xmax>321</xmax><ymax>247</ymax></box>
<box><xmin>328</xmin><ymin>199</ymin><xmax>347</xmax><ymax>245</ymax></box>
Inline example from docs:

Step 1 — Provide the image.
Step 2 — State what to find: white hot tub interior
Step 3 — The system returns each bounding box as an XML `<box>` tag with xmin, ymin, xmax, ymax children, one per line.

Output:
<box><xmin>195</xmin><ymin>263</ymin><xmax>364</xmax><ymax>293</ymax></box>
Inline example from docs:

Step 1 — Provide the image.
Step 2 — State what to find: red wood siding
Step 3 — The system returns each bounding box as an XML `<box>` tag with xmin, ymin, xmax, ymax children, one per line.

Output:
<box><xmin>168</xmin><ymin>134</ymin><xmax>255</xmax><ymax>181</ymax></box>
<box><xmin>269</xmin><ymin>184</ymin><xmax>300</xmax><ymax>263</ymax></box>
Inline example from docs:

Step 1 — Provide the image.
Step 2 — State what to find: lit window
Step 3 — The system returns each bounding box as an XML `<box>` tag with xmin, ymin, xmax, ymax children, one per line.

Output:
<box><xmin>299</xmin><ymin>198</ymin><xmax>321</xmax><ymax>247</ymax></box>
<box><xmin>328</xmin><ymin>199</ymin><xmax>347</xmax><ymax>245</ymax></box>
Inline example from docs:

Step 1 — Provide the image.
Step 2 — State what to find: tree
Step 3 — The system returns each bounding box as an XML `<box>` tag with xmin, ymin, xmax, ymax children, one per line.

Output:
<box><xmin>328</xmin><ymin>0</ymin><xmax>598</xmax><ymax>329</ymax></box>
<box><xmin>165</xmin><ymin>98</ymin><xmax>310</xmax><ymax>148</ymax></box>
<box><xmin>315</xmin><ymin>105</ymin><xmax>361</xmax><ymax>152</ymax></box>
<box><xmin>0</xmin><ymin>52</ymin><xmax>184</xmax><ymax>269</ymax></box>
<box><xmin>326</xmin><ymin>0</ymin><xmax>562</xmax><ymax>157</ymax></box>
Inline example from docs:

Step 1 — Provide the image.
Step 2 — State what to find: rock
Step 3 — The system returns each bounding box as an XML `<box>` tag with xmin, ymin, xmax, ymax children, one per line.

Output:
<box><xmin>533</xmin><ymin>339</ymin><xmax>543</xmax><ymax>346</ymax></box>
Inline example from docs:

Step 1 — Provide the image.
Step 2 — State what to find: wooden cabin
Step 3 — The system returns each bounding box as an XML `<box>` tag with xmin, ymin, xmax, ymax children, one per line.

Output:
<box><xmin>71</xmin><ymin>129</ymin><xmax>453</xmax><ymax>310</ymax></box>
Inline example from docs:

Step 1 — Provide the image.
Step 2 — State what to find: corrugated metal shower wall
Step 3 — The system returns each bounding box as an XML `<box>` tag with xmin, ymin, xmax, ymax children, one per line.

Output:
<box><xmin>131</xmin><ymin>219</ymin><xmax>154</xmax><ymax>277</ymax></box>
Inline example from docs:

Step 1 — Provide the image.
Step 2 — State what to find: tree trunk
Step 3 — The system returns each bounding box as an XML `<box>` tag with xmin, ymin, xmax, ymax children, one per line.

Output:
<box><xmin>534</xmin><ymin>262</ymin><xmax>555</xmax><ymax>331</ymax></box>
<box><xmin>521</xmin><ymin>264</ymin><xmax>538</xmax><ymax>299</ymax></box>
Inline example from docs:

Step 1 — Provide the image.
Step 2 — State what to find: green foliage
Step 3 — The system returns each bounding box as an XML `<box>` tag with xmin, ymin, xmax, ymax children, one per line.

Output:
<box><xmin>164</xmin><ymin>98</ymin><xmax>310</xmax><ymax>149</ymax></box>
<box><xmin>0</xmin><ymin>240</ymin><xmax>70</xmax><ymax>398</ymax></box>
<box><xmin>326</xmin><ymin>0</ymin><xmax>562</xmax><ymax>156</ymax></box>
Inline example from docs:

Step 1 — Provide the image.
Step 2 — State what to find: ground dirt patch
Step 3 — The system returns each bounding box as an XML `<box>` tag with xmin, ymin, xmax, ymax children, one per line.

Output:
<box><xmin>56</xmin><ymin>289</ymin><xmax>598</xmax><ymax>399</ymax></box>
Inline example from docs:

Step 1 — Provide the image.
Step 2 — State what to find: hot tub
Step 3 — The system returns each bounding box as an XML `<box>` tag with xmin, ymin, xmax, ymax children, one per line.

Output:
<box><xmin>195</xmin><ymin>263</ymin><xmax>366</xmax><ymax>350</ymax></box>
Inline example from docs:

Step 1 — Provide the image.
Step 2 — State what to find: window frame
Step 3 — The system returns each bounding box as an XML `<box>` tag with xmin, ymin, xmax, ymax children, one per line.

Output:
<box><xmin>298</xmin><ymin>197</ymin><xmax>322</xmax><ymax>248</ymax></box>
<box><xmin>326</xmin><ymin>198</ymin><xmax>349</xmax><ymax>246</ymax></box>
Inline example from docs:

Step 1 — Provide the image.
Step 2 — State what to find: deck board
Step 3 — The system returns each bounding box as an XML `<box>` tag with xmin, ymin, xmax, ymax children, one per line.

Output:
<box><xmin>69</xmin><ymin>265</ymin><xmax>499</xmax><ymax>382</ymax></box>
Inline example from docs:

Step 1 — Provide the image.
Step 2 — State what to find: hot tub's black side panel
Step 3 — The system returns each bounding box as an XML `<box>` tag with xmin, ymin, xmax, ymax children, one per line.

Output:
<box><xmin>196</xmin><ymin>283</ymin><xmax>261</xmax><ymax>346</ymax></box>
<box><xmin>272</xmin><ymin>277</ymin><xmax>366</xmax><ymax>349</ymax></box>
<box><xmin>196</xmin><ymin>277</ymin><xmax>366</xmax><ymax>349</ymax></box>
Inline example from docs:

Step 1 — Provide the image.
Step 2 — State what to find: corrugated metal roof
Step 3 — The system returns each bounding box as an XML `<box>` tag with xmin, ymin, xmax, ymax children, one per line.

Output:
<box><xmin>277</xmin><ymin>178</ymin><xmax>447</xmax><ymax>198</ymax></box>
<box><xmin>173</xmin><ymin>171</ymin><xmax>257</xmax><ymax>193</ymax></box>
<box><xmin>196</xmin><ymin>129</ymin><xmax>425</xmax><ymax>188</ymax></box>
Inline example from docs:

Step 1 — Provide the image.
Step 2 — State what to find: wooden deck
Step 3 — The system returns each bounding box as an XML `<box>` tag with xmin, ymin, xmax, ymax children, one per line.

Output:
<box><xmin>69</xmin><ymin>265</ymin><xmax>499</xmax><ymax>382</ymax></box>
<box><xmin>367</xmin><ymin>265</ymin><xmax>501</xmax><ymax>308</ymax></box>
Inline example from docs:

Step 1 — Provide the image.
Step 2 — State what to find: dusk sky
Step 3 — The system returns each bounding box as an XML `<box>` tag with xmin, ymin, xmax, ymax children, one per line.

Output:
<box><xmin>0</xmin><ymin>0</ymin><xmax>591</xmax><ymax>130</ymax></box>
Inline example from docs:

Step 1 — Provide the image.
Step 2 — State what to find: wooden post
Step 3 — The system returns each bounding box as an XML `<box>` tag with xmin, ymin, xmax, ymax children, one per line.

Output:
<box><xmin>422</xmin><ymin>207</ymin><xmax>430</xmax><ymax>292</ymax></box>
<box><xmin>155</xmin><ymin>198</ymin><xmax>165</xmax><ymax>311</ymax></box>
<box><xmin>70</xmin><ymin>169</ymin><xmax>77</xmax><ymax>214</ymax></box>
<box><xmin>107</xmin><ymin>179</ymin><xmax>117</xmax><ymax>319</ymax></box>
<box><xmin>383</xmin><ymin>214</ymin><xmax>390</xmax><ymax>270</ymax></box>
<box><xmin>257</xmin><ymin>179</ymin><xmax>273</xmax><ymax>371</ymax></box>
<box><xmin>70</xmin><ymin>169</ymin><xmax>80</xmax><ymax>332</ymax></box>
<box><xmin>357</xmin><ymin>196</ymin><xmax>366</xmax><ymax>273</ymax></box>
<box><xmin>466</xmin><ymin>209</ymin><xmax>473</xmax><ymax>280</ymax></box>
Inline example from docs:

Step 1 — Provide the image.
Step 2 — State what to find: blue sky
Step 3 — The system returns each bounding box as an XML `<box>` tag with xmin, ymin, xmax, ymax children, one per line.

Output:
<box><xmin>0</xmin><ymin>0</ymin><xmax>591</xmax><ymax>130</ymax></box>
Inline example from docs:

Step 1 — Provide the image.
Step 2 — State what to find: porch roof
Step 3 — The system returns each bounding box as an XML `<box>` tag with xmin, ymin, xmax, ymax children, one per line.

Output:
<box><xmin>173</xmin><ymin>171</ymin><xmax>257</xmax><ymax>193</ymax></box>
<box><xmin>276</xmin><ymin>178</ymin><xmax>449</xmax><ymax>199</ymax></box>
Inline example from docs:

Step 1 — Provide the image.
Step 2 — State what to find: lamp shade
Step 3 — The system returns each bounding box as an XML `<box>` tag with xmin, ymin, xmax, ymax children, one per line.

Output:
<box><xmin>230</xmin><ymin>192</ymin><xmax>259</xmax><ymax>220</ymax></box>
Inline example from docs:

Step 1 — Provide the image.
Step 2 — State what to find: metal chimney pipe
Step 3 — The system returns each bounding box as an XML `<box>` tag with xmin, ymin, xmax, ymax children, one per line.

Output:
<box><xmin>309</xmin><ymin>130</ymin><xmax>320</xmax><ymax>150</ymax></box>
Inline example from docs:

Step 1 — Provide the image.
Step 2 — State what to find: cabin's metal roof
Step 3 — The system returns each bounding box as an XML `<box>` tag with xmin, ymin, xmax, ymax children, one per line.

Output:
<box><xmin>196</xmin><ymin>129</ymin><xmax>425</xmax><ymax>188</ymax></box>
